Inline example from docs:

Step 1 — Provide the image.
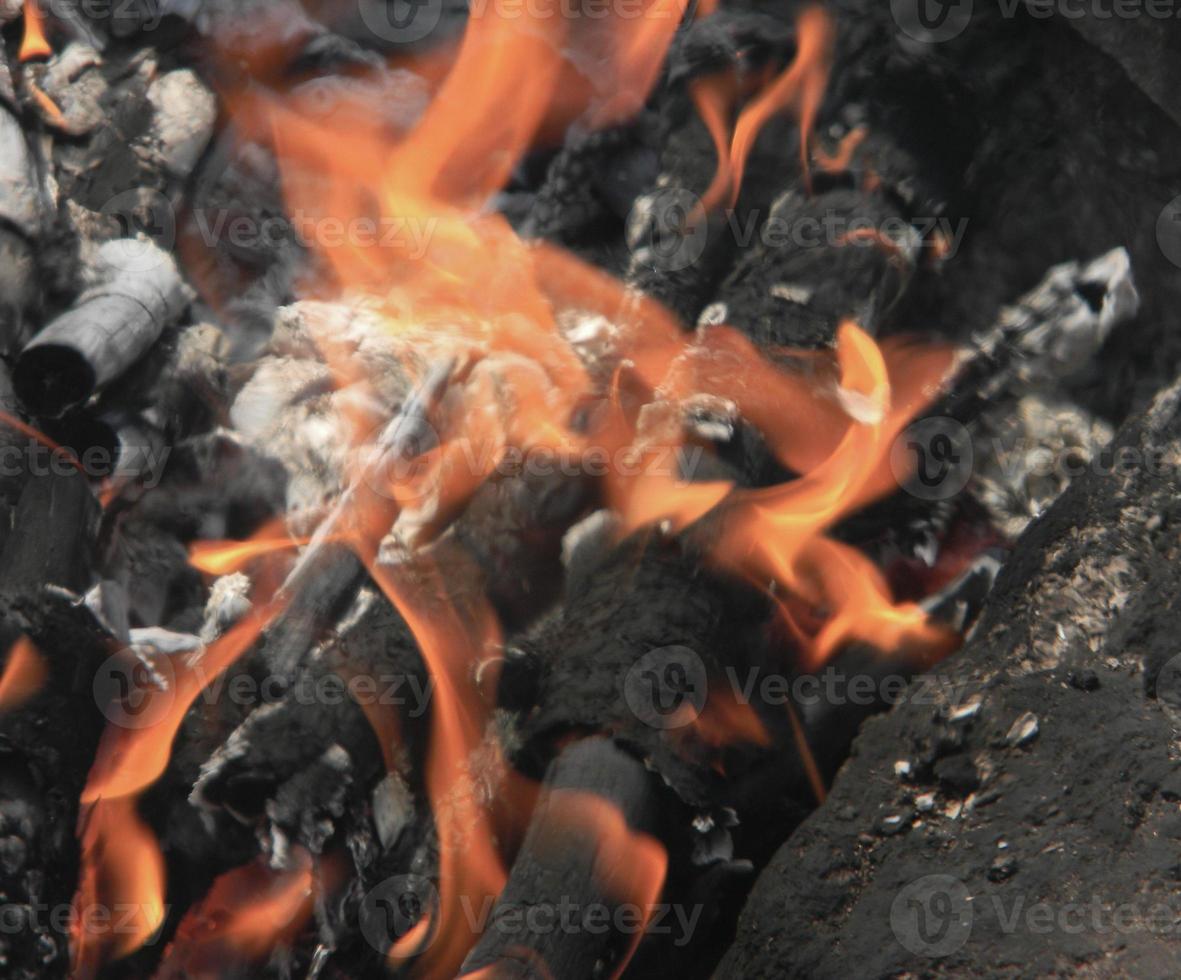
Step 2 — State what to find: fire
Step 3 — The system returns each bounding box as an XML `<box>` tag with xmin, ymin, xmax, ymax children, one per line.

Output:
<box><xmin>0</xmin><ymin>634</ymin><xmax>46</xmax><ymax>711</ymax></box>
<box><xmin>544</xmin><ymin>791</ymin><xmax>668</xmax><ymax>980</ymax></box>
<box><xmin>19</xmin><ymin>0</ymin><xmax>52</xmax><ymax>61</ymax></box>
<box><xmin>188</xmin><ymin>518</ymin><xmax>313</xmax><ymax>575</ymax></box>
<box><xmin>710</xmin><ymin>323</ymin><xmax>958</xmax><ymax>669</ymax></box>
<box><xmin>689</xmin><ymin>685</ymin><xmax>771</xmax><ymax>750</ymax></box>
<box><xmin>69</xmin><ymin>0</ymin><xmax>966</xmax><ymax>975</ymax></box>
<box><xmin>693</xmin><ymin>6</ymin><xmax>836</xmax><ymax>215</ymax></box>
<box><xmin>365</xmin><ymin>555</ymin><xmax>510</xmax><ymax>976</ymax></box>
<box><xmin>72</xmin><ymin>797</ymin><xmax>166</xmax><ymax>978</ymax></box>
<box><xmin>84</xmin><ymin>606</ymin><xmax>275</xmax><ymax>802</ymax></box>
<box><xmin>153</xmin><ymin>855</ymin><xmax>314</xmax><ymax>979</ymax></box>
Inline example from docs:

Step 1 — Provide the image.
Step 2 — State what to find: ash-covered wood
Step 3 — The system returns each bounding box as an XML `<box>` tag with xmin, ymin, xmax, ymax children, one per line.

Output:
<box><xmin>14</xmin><ymin>239</ymin><xmax>188</xmax><ymax>417</ymax></box>
<box><xmin>718</xmin><ymin>374</ymin><xmax>1181</xmax><ymax>978</ymax></box>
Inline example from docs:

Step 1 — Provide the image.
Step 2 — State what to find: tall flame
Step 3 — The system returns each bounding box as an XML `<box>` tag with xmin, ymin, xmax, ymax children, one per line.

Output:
<box><xmin>71</xmin><ymin>797</ymin><xmax>166</xmax><ymax>979</ymax></box>
<box><xmin>693</xmin><ymin>6</ymin><xmax>836</xmax><ymax>215</ymax></box>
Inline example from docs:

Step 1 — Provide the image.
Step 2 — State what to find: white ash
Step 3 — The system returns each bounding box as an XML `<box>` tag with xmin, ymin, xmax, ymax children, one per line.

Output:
<box><xmin>556</xmin><ymin>308</ymin><xmax>622</xmax><ymax>387</ymax></box>
<box><xmin>697</xmin><ymin>302</ymin><xmax>729</xmax><ymax>326</ymax></box>
<box><xmin>1005</xmin><ymin>711</ymin><xmax>1039</xmax><ymax>747</ymax></box>
<box><xmin>83</xmin><ymin>579</ymin><xmax>132</xmax><ymax>644</ymax></box>
<box><xmin>200</xmin><ymin>572</ymin><xmax>253</xmax><ymax>643</ymax></box>
<box><xmin>769</xmin><ymin>283</ymin><xmax>815</xmax><ymax>306</ymax></box>
<box><xmin>144</xmin><ymin>68</ymin><xmax>217</xmax><ymax>179</ymax></box>
<box><xmin>231</xmin><ymin>356</ymin><xmax>350</xmax><ymax>525</ymax></box>
<box><xmin>973</xmin><ymin>393</ymin><xmax>1114</xmax><ymax>539</ymax></box>
<box><xmin>0</xmin><ymin>108</ymin><xmax>42</xmax><ymax>236</ymax></box>
<box><xmin>28</xmin><ymin>43</ymin><xmax>109</xmax><ymax>136</ymax></box>
<box><xmin>372</xmin><ymin>771</ymin><xmax>416</xmax><ymax>850</ymax></box>
<box><xmin>128</xmin><ymin>627</ymin><xmax>204</xmax><ymax>656</ymax></box>
<box><xmin>968</xmin><ymin>247</ymin><xmax>1140</xmax><ymax>538</ymax></box>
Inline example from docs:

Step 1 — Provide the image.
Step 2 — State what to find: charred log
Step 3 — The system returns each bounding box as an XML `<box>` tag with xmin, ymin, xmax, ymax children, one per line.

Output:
<box><xmin>459</xmin><ymin>736</ymin><xmax>661</xmax><ymax>980</ymax></box>
<box><xmin>14</xmin><ymin>239</ymin><xmax>188</xmax><ymax>417</ymax></box>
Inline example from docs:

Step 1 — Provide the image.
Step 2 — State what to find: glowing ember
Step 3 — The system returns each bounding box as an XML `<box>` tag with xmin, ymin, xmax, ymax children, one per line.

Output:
<box><xmin>0</xmin><ymin>635</ymin><xmax>47</xmax><ymax>711</ymax></box>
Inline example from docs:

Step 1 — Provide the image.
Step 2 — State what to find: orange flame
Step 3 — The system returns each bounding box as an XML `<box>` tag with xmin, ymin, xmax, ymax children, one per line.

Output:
<box><xmin>815</xmin><ymin>126</ymin><xmax>867</xmax><ymax>174</ymax></box>
<box><xmin>365</xmin><ymin>554</ymin><xmax>509</xmax><ymax>976</ymax></box>
<box><xmin>153</xmin><ymin>854</ymin><xmax>314</xmax><ymax>979</ymax></box>
<box><xmin>0</xmin><ymin>635</ymin><xmax>47</xmax><ymax>710</ymax></box>
<box><xmin>710</xmin><ymin>323</ymin><xmax>959</xmax><ymax>669</ymax></box>
<box><xmin>690</xmin><ymin>685</ymin><xmax>771</xmax><ymax>749</ymax></box>
<box><xmin>83</xmin><ymin>605</ymin><xmax>275</xmax><ymax>802</ymax></box>
<box><xmin>695</xmin><ymin>6</ymin><xmax>835</xmax><ymax>214</ymax></box>
<box><xmin>19</xmin><ymin>0</ymin><xmax>52</xmax><ymax>61</ymax></box>
<box><xmin>188</xmin><ymin>518</ymin><xmax>314</xmax><ymax>575</ymax></box>
<box><xmin>71</xmin><ymin>797</ymin><xmax>166</xmax><ymax>978</ymax></box>
<box><xmin>729</xmin><ymin>6</ymin><xmax>834</xmax><ymax>198</ymax></box>
<box><xmin>544</xmin><ymin>790</ymin><xmax>668</xmax><ymax>980</ymax></box>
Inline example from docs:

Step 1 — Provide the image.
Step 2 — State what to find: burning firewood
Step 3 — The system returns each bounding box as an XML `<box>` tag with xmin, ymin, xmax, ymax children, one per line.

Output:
<box><xmin>0</xmin><ymin>1</ymin><xmax>1176</xmax><ymax>978</ymax></box>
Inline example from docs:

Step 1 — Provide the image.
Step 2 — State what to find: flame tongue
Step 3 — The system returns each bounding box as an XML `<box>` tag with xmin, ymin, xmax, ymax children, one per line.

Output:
<box><xmin>152</xmin><ymin>855</ymin><xmax>314</xmax><ymax>979</ymax></box>
<box><xmin>71</xmin><ymin>798</ymin><xmax>166</xmax><ymax>979</ymax></box>
<box><xmin>0</xmin><ymin>635</ymin><xmax>47</xmax><ymax>711</ymax></box>
<box><xmin>19</xmin><ymin>0</ymin><xmax>52</xmax><ymax>62</ymax></box>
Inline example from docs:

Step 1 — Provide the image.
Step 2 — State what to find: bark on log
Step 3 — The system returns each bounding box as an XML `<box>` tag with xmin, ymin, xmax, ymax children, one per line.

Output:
<box><xmin>716</xmin><ymin>372</ymin><xmax>1181</xmax><ymax>978</ymax></box>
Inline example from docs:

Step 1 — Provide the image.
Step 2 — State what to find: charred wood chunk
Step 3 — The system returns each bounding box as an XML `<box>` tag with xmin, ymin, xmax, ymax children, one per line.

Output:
<box><xmin>0</xmin><ymin>466</ymin><xmax>99</xmax><ymax>596</ymax></box>
<box><xmin>0</xmin><ymin>591</ymin><xmax>113</xmax><ymax>980</ymax></box>
<box><xmin>15</xmin><ymin>239</ymin><xmax>188</xmax><ymax>417</ymax></box>
<box><xmin>0</xmin><ymin>103</ymin><xmax>43</xmax><ymax>353</ymax></box>
<box><xmin>715</xmin><ymin>187</ymin><xmax>916</xmax><ymax>350</ymax></box>
<box><xmin>512</xmin><ymin>534</ymin><xmax>779</xmax><ymax>809</ymax></box>
<box><xmin>192</xmin><ymin>587</ymin><xmax>429</xmax><ymax>835</ymax></box>
<box><xmin>717</xmin><ymin>374</ymin><xmax>1181</xmax><ymax>978</ymax></box>
<box><xmin>459</xmin><ymin>737</ymin><xmax>659</xmax><ymax>980</ymax></box>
